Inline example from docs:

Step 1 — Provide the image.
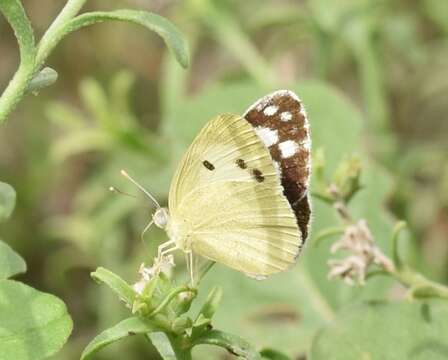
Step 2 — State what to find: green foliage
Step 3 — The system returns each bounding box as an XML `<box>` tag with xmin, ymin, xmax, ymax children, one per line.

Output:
<box><xmin>0</xmin><ymin>182</ymin><xmax>73</xmax><ymax>359</ymax></box>
<box><xmin>82</xmin><ymin>265</ymin><xmax>260</xmax><ymax>359</ymax></box>
<box><xmin>0</xmin><ymin>182</ymin><xmax>16</xmax><ymax>222</ymax></box>
<box><xmin>0</xmin><ymin>0</ymin><xmax>189</xmax><ymax>123</ymax></box>
<box><xmin>92</xmin><ymin>267</ymin><xmax>137</xmax><ymax>307</ymax></box>
<box><xmin>1</xmin><ymin>0</ymin><xmax>448</xmax><ymax>359</ymax></box>
<box><xmin>0</xmin><ymin>280</ymin><xmax>73</xmax><ymax>360</ymax></box>
<box><xmin>0</xmin><ymin>0</ymin><xmax>36</xmax><ymax>121</ymax></box>
<box><xmin>81</xmin><ymin>317</ymin><xmax>158</xmax><ymax>360</ymax></box>
<box><xmin>0</xmin><ymin>240</ymin><xmax>26</xmax><ymax>279</ymax></box>
<box><xmin>310</xmin><ymin>300</ymin><xmax>448</xmax><ymax>360</ymax></box>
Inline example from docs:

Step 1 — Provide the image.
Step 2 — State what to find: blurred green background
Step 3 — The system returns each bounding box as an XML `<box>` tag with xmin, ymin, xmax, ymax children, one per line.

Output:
<box><xmin>1</xmin><ymin>0</ymin><xmax>448</xmax><ymax>359</ymax></box>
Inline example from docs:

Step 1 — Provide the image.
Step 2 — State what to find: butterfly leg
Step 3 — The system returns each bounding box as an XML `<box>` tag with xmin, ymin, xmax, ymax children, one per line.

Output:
<box><xmin>157</xmin><ymin>240</ymin><xmax>177</xmax><ymax>261</ymax></box>
<box><xmin>140</xmin><ymin>219</ymin><xmax>154</xmax><ymax>242</ymax></box>
<box><xmin>185</xmin><ymin>251</ymin><xmax>194</xmax><ymax>286</ymax></box>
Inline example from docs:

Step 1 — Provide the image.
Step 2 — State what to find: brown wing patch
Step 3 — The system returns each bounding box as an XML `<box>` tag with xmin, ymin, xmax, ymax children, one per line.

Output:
<box><xmin>244</xmin><ymin>90</ymin><xmax>311</xmax><ymax>244</ymax></box>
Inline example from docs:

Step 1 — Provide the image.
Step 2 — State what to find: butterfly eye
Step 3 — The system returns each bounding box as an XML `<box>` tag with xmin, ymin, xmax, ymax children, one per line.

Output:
<box><xmin>153</xmin><ymin>208</ymin><xmax>169</xmax><ymax>229</ymax></box>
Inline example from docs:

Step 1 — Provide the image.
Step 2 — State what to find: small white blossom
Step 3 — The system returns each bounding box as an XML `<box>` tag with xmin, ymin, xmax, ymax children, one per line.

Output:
<box><xmin>132</xmin><ymin>255</ymin><xmax>175</xmax><ymax>295</ymax></box>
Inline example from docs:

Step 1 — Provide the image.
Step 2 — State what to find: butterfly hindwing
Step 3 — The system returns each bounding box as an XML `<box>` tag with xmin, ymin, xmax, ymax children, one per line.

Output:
<box><xmin>168</xmin><ymin>114</ymin><xmax>301</xmax><ymax>277</ymax></box>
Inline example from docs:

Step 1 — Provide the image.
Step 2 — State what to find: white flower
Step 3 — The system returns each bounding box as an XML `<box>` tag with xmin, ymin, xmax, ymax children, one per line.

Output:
<box><xmin>132</xmin><ymin>255</ymin><xmax>175</xmax><ymax>295</ymax></box>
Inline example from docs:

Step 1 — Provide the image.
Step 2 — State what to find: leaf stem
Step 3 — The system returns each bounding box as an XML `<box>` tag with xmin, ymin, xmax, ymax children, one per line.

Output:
<box><xmin>0</xmin><ymin>0</ymin><xmax>86</xmax><ymax>123</ymax></box>
<box><xmin>148</xmin><ymin>286</ymin><xmax>197</xmax><ymax>317</ymax></box>
<box><xmin>0</xmin><ymin>0</ymin><xmax>36</xmax><ymax>123</ymax></box>
<box><xmin>391</xmin><ymin>267</ymin><xmax>448</xmax><ymax>301</ymax></box>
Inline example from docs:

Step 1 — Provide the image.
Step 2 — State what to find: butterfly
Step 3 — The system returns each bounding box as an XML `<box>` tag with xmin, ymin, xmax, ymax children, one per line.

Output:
<box><xmin>121</xmin><ymin>90</ymin><xmax>311</xmax><ymax>283</ymax></box>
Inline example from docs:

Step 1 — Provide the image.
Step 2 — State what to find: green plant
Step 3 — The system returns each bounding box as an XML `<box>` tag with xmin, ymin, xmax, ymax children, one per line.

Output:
<box><xmin>0</xmin><ymin>181</ymin><xmax>72</xmax><ymax>360</ymax></box>
<box><xmin>0</xmin><ymin>0</ymin><xmax>188</xmax><ymax>123</ymax></box>
<box><xmin>0</xmin><ymin>1</ymin><xmax>188</xmax><ymax>359</ymax></box>
<box><xmin>2</xmin><ymin>1</ymin><xmax>448</xmax><ymax>359</ymax></box>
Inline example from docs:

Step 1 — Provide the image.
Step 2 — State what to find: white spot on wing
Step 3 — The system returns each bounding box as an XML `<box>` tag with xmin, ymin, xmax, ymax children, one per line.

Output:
<box><xmin>301</xmin><ymin>139</ymin><xmax>311</xmax><ymax>151</ymax></box>
<box><xmin>280</xmin><ymin>112</ymin><xmax>292</xmax><ymax>122</ymax></box>
<box><xmin>279</xmin><ymin>140</ymin><xmax>299</xmax><ymax>159</ymax></box>
<box><xmin>243</xmin><ymin>89</ymin><xmax>301</xmax><ymax>117</ymax></box>
<box><xmin>254</xmin><ymin>126</ymin><xmax>278</xmax><ymax>147</ymax></box>
<box><xmin>263</xmin><ymin>105</ymin><xmax>278</xmax><ymax>116</ymax></box>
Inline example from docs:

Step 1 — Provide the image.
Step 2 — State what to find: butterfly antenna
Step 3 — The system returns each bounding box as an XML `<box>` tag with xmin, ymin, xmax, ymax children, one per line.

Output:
<box><xmin>120</xmin><ymin>169</ymin><xmax>161</xmax><ymax>209</ymax></box>
<box><xmin>109</xmin><ymin>186</ymin><xmax>139</xmax><ymax>199</ymax></box>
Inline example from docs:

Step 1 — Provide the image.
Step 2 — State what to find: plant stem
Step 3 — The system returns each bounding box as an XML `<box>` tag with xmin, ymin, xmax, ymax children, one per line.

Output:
<box><xmin>148</xmin><ymin>286</ymin><xmax>197</xmax><ymax>317</ymax></box>
<box><xmin>0</xmin><ymin>0</ymin><xmax>87</xmax><ymax>123</ymax></box>
<box><xmin>0</xmin><ymin>64</ymin><xmax>34</xmax><ymax>123</ymax></box>
<box><xmin>391</xmin><ymin>267</ymin><xmax>448</xmax><ymax>301</ymax></box>
<box><xmin>0</xmin><ymin>0</ymin><xmax>36</xmax><ymax>123</ymax></box>
<box><xmin>36</xmin><ymin>0</ymin><xmax>88</xmax><ymax>67</ymax></box>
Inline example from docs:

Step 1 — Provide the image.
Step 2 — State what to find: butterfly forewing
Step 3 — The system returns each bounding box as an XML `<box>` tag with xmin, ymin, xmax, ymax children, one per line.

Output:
<box><xmin>168</xmin><ymin>114</ymin><xmax>301</xmax><ymax>277</ymax></box>
<box><xmin>244</xmin><ymin>90</ymin><xmax>312</xmax><ymax>242</ymax></box>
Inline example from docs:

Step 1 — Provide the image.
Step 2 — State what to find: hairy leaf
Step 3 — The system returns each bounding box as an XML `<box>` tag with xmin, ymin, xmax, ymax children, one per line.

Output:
<box><xmin>0</xmin><ymin>280</ymin><xmax>72</xmax><ymax>360</ymax></box>
<box><xmin>81</xmin><ymin>317</ymin><xmax>159</xmax><ymax>360</ymax></box>
<box><xmin>0</xmin><ymin>0</ymin><xmax>36</xmax><ymax>122</ymax></box>
<box><xmin>91</xmin><ymin>267</ymin><xmax>136</xmax><ymax>307</ymax></box>
<box><xmin>53</xmin><ymin>10</ymin><xmax>189</xmax><ymax>68</ymax></box>
<box><xmin>193</xmin><ymin>330</ymin><xmax>261</xmax><ymax>360</ymax></box>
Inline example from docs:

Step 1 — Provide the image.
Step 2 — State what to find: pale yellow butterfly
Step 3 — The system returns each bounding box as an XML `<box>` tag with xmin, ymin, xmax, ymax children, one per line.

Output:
<box><xmin>121</xmin><ymin>90</ymin><xmax>311</xmax><ymax>283</ymax></box>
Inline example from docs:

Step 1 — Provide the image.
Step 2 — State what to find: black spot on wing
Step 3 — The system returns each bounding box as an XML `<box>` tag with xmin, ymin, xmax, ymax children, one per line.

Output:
<box><xmin>251</xmin><ymin>169</ymin><xmax>265</xmax><ymax>183</ymax></box>
<box><xmin>236</xmin><ymin>158</ymin><xmax>247</xmax><ymax>169</ymax></box>
<box><xmin>202</xmin><ymin>160</ymin><xmax>215</xmax><ymax>171</ymax></box>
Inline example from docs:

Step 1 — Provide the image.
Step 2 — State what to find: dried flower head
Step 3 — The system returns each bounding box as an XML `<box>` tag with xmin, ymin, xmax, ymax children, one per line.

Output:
<box><xmin>133</xmin><ymin>254</ymin><xmax>175</xmax><ymax>295</ymax></box>
<box><xmin>328</xmin><ymin>219</ymin><xmax>394</xmax><ymax>285</ymax></box>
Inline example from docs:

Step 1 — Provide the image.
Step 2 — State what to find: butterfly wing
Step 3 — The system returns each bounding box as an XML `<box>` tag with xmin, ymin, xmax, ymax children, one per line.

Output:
<box><xmin>244</xmin><ymin>90</ymin><xmax>312</xmax><ymax>242</ymax></box>
<box><xmin>168</xmin><ymin>114</ymin><xmax>302</xmax><ymax>277</ymax></box>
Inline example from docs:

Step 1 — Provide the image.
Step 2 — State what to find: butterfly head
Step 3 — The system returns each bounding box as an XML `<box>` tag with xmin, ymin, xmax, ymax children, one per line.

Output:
<box><xmin>153</xmin><ymin>207</ymin><xmax>169</xmax><ymax>229</ymax></box>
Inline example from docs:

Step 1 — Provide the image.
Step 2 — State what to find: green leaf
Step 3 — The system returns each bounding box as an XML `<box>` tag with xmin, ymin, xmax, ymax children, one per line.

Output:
<box><xmin>59</xmin><ymin>10</ymin><xmax>189</xmax><ymax>68</ymax></box>
<box><xmin>0</xmin><ymin>182</ymin><xmax>16</xmax><ymax>222</ymax></box>
<box><xmin>81</xmin><ymin>316</ymin><xmax>158</xmax><ymax>360</ymax></box>
<box><xmin>91</xmin><ymin>267</ymin><xmax>136</xmax><ymax>307</ymax></box>
<box><xmin>260</xmin><ymin>348</ymin><xmax>291</xmax><ymax>360</ymax></box>
<box><xmin>198</xmin><ymin>286</ymin><xmax>222</xmax><ymax>320</ymax></box>
<box><xmin>0</xmin><ymin>280</ymin><xmax>72</xmax><ymax>360</ymax></box>
<box><xmin>310</xmin><ymin>300</ymin><xmax>448</xmax><ymax>360</ymax></box>
<box><xmin>193</xmin><ymin>330</ymin><xmax>261</xmax><ymax>360</ymax></box>
<box><xmin>0</xmin><ymin>240</ymin><xmax>26</xmax><ymax>279</ymax></box>
<box><xmin>26</xmin><ymin>67</ymin><xmax>58</xmax><ymax>93</ymax></box>
<box><xmin>147</xmin><ymin>332</ymin><xmax>177</xmax><ymax>360</ymax></box>
<box><xmin>0</xmin><ymin>0</ymin><xmax>35</xmax><ymax>65</ymax></box>
<box><xmin>192</xmin><ymin>286</ymin><xmax>222</xmax><ymax>338</ymax></box>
